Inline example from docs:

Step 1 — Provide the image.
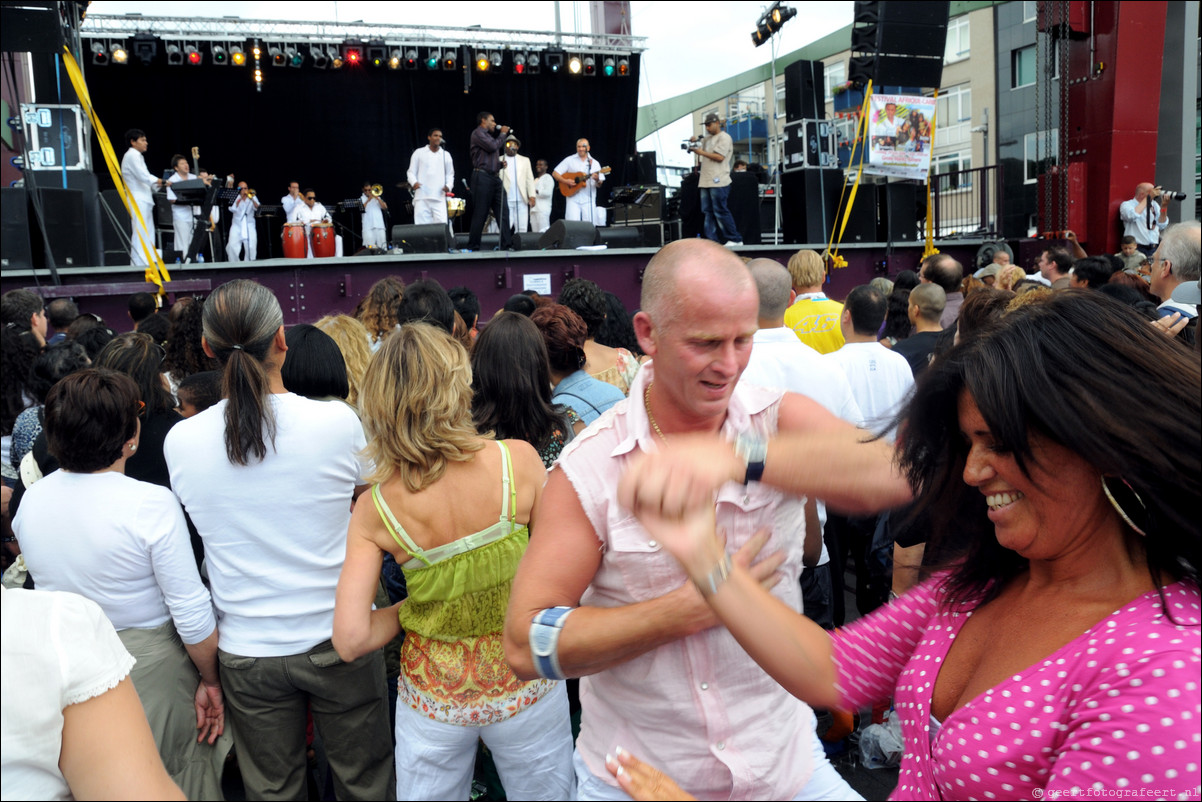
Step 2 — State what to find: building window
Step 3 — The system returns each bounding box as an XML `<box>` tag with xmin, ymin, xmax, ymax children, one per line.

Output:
<box><xmin>1013</xmin><ymin>46</ymin><xmax>1036</xmax><ymax>88</ymax></box>
<box><xmin>1023</xmin><ymin>1</ymin><xmax>1038</xmax><ymax>22</ymax></box>
<box><xmin>824</xmin><ymin>61</ymin><xmax>847</xmax><ymax>101</ymax></box>
<box><xmin>933</xmin><ymin>84</ymin><xmax>972</xmax><ymax>147</ymax></box>
<box><xmin>774</xmin><ymin>81</ymin><xmax>786</xmax><ymax>119</ymax></box>
<box><xmin>1024</xmin><ymin>129</ymin><xmax>1058</xmax><ymax>183</ymax></box>
<box><xmin>945</xmin><ymin>17</ymin><xmax>970</xmax><ymax>64</ymax></box>
<box><xmin>933</xmin><ymin>150</ymin><xmax>973</xmax><ymax>191</ymax></box>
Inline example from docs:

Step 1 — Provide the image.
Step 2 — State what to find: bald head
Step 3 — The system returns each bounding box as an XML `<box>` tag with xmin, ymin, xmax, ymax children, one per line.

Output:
<box><xmin>747</xmin><ymin>259</ymin><xmax>792</xmax><ymax>323</ymax></box>
<box><xmin>641</xmin><ymin>239</ymin><xmax>754</xmax><ymax>329</ymax></box>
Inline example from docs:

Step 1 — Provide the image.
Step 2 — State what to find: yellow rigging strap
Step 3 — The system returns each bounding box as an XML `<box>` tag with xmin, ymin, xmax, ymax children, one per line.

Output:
<box><xmin>923</xmin><ymin>89</ymin><xmax>941</xmax><ymax>259</ymax></box>
<box><xmin>825</xmin><ymin>81</ymin><xmax>873</xmax><ymax>271</ymax></box>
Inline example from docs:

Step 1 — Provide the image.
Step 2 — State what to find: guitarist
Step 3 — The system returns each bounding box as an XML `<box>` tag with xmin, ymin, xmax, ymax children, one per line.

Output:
<box><xmin>689</xmin><ymin>112</ymin><xmax>743</xmax><ymax>247</ymax></box>
<box><xmin>552</xmin><ymin>138</ymin><xmax>605</xmax><ymax>223</ymax></box>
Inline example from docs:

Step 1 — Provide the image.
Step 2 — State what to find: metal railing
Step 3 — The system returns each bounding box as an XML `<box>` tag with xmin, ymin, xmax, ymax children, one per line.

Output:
<box><xmin>930</xmin><ymin>164</ymin><xmax>1002</xmax><ymax>239</ymax></box>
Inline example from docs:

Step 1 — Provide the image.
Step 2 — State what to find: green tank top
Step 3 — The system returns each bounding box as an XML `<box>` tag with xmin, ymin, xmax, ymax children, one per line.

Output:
<box><xmin>370</xmin><ymin>441</ymin><xmax>529</xmax><ymax>640</ymax></box>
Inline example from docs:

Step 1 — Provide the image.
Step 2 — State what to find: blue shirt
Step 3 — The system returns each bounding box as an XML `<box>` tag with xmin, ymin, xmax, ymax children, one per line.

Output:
<box><xmin>551</xmin><ymin>370</ymin><xmax>625</xmax><ymax>425</ymax></box>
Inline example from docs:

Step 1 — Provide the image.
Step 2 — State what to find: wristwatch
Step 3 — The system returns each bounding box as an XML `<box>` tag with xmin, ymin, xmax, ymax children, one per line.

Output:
<box><xmin>529</xmin><ymin>606</ymin><xmax>574</xmax><ymax>680</ymax></box>
<box><xmin>735</xmin><ymin>433</ymin><xmax>767</xmax><ymax>485</ymax></box>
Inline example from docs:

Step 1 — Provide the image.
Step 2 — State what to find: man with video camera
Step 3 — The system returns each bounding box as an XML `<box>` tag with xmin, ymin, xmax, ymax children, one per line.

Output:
<box><xmin>1119</xmin><ymin>181</ymin><xmax>1179</xmax><ymax>259</ymax></box>
<box><xmin>688</xmin><ymin>112</ymin><xmax>743</xmax><ymax>247</ymax></box>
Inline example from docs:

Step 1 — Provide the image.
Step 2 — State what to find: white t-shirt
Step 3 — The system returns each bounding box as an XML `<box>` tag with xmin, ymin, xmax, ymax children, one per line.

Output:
<box><xmin>164</xmin><ymin>393</ymin><xmax>369</xmax><ymax>656</ymax></box>
<box><xmin>1</xmin><ymin>587</ymin><xmax>136</xmax><ymax>802</ymax></box>
<box><xmin>14</xmin><ymin>471</ymin><xmax>216</xmax><ymax>643</ymax></box>
<box><xmin>824</xmin><ymin>341</ymin><xmax>914</xmax><ymax>442</ymax></box>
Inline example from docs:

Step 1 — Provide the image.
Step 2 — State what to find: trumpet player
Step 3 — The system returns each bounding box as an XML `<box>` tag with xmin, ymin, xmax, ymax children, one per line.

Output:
<box><xmin>360</xmin><ymin>182</ymin><xmax>389</xmax><ymax>250</ymax></box>
<box><xmin>226</xmin><ymin>180</ymin><xmax>260</xmax><ymax>262</ymax></box>
<box><xmin>407</xmin><ymin>128</ymin><xmax>454</xmax><ymax>226</ymax></box>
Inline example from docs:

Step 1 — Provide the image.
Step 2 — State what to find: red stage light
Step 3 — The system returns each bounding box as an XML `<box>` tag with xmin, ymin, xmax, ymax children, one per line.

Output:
<box><xmin>187</xmin><ymin>50</ymin><xmax>202</xmax><ymax>65</ymax></box>
<box><xmin>346</xmin><ymin>49</ymin><xmax>361</xmax><ymax>64</ymax></box>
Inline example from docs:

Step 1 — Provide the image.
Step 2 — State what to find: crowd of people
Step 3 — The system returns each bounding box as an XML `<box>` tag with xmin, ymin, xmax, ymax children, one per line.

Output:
<box><xmin>1</xmin><ymin>225</ymin><xmax>1198</xmax><ymax>801</ymax></box>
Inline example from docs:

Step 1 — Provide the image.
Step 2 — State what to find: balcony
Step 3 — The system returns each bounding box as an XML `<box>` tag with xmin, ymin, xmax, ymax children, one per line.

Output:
<box><xmin>727</xmin><ymin>116</ymin><xmax>769</xmax><ymax>142</ymax></box>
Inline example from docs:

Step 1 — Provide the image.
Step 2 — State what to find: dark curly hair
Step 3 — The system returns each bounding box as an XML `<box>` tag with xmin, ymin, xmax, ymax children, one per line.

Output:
<box><xmin>1</xmin><ymin>326</ymin><xmax>41</xmax><ymax>436</ymax></box>
<box><xmin>28</xmin><ymin>341</ymin><xmax>91</xmax><ymax>404</ymax></box>
<box><xmin>530</xmin><ymin>304</ymin><xmax>588</xmax><ymax>376</ymax></box>
<box><xmin>164</xmin><ymin>297</ymin><xmax>218</xmax><ymax>384</ymax></box>
<box><xmin>559</xmin><ymin>278</ymin><xmax>607</xmax><ymax>338</ymax></box>
<box><xmin>595</xmin><ymin>292</ymin><xmax>643</xmax><ymax>356</ymax></box>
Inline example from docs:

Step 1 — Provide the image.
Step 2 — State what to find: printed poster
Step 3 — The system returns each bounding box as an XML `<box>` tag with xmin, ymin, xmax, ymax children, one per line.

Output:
<box><xmin>865</xmin><ymin>94</ymin><xmax>936</xmax><ymax>180</ymax></box>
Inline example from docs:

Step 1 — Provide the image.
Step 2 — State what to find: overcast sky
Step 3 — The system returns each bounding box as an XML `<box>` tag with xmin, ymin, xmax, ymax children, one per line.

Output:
<box><xmin>87</xmin><ymin>1</ymin><xmax>853</xmax><ymax>167</ymax></box>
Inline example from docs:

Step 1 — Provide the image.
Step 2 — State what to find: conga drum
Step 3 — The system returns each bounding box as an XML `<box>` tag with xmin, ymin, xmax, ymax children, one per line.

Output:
<box><xmin>282</xmin><ymin>222</ymin><xmax>306</xmax><ymax>259</ymax></box>
<box><xmin>310</xmin><ymin>222</ymin><xmax>336</xmax><ymax>258</ymax></box>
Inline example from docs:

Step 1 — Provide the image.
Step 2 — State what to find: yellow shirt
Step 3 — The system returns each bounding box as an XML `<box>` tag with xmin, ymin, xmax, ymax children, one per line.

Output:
<box><xmin>783</xmin><ymin>294</ymin><xmax>845</xmax><ymax>354</ymax></box>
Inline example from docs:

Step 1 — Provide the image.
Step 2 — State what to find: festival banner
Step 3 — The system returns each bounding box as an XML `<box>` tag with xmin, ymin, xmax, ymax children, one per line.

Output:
<box><xmin>864</xmin><ymin>94</ymin><xmax>936</xmax><ymax>180</ymax></box>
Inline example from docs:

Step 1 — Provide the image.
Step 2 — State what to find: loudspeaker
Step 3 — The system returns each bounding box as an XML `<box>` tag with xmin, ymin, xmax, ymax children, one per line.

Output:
<box><xmin>99</xmin><ymin>189</ymin><xmax>131</xmax><ymax>265</ymax></box>
<box><xmin>850</xmin><ymin>0</ymin><xmax>949</xmax><ymax>89</ymax></box>
<box><xmin>780</xmin><ymin>170</ymin><xmax>842</xmax><ymax>244</ymax></box>
<box><xmin>455</xmin><ymin>232</ymin><xmax>500</xmax><ymax>251</ymax></box>
<box><xmin>538</xmin><ymin>220</ymin><xmax>600</xmax><ymax>250</ymax></box>
<box><xmin>882</xmin><ymin>183</ymin><xmax>920</xmax><ymax>242</ymax></box>
<box><xmin>783</xmin><ymin>60</ymin><xmax>825</xmax><ymax>122</ymax></box>
<box><xmin>391</xmin><ymin>223</ymin><xmax>451</xmax><ymax>253</ymax></box>
<box><xmin>37</xmin><ymin>188</ymin><xmax>89</xmax><ymax>267</ymax></box>
<box><xmin>1</xmin><ymin>187</ymin><xmax>33</xmax><ymax>269</ymax></box>
<box><xmin>511</xmin><ymin>231</ymin><xmax>544</xmax><ymax>251</ymax></box>
<box><xmin>597</xmin><ymin>226</ymin><xmax>642</xmax><ymax>249</ymax></box>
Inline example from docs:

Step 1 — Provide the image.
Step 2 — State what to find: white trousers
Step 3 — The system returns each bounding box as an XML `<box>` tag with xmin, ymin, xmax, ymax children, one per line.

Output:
<box><xmin>508</xmin><ymin>197</ymin><xmax>530</xmax><ymax>234</ymax></box>
<box><xmin>226</xmin><ymin>218</ymin><xmax>257</xmax><ymax>261</ymax></box>
<box><xmin>565</xmin><ymin>196</ymin><xmax>594</xmax><ymax>223</ymax></box>
<box><xmin>393</xmin><ymin>682</ymin><xmax>575</xmax><ymax>801</ymax></box>
<box><xmin>531</xmin><ymin>209</ymin><xmax>552</xmax><ymax>233</ymax></box>
<box><xmin>573</xmin><ymin>721</ymin><xmax>861</xmax><ymax>801</ymax></box>
<box><xmin>414</xmin><ymin>198</ymin><xmax>448</xmax><ymax>225</ymax></box>
<box><xmin>130</xmin><ymin>199</ymin><xmax>156</xmax><ymax>266</ymax></box>
<box><xmin>172</xmin><ymin>208</ymin><xmax>193</xmax><ymax>258</ymax></box>
<box><xmin>362</xmin><ymin>226</ymin><xmax>387</xmax><ymax>250</ymax></box>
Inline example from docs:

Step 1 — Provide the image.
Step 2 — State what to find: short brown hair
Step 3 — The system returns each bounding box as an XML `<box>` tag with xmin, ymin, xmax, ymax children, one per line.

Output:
<box><xmin>44</xmin><ymin>368</ymin><xmax>140</xmax><ymax>473</ymax></box>
<box><xmin>531</xmin><ymin>304</ymin><xmax>587</xmax><ymax>375</ymax></box>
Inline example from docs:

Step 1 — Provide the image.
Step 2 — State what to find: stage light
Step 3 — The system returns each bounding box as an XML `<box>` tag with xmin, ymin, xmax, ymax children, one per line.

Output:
<box><xmin>617</xmin><ymin>56</ymin><xmax>629</xmax><ymax>76</ymax></box>
<box><xmin>543</xmin><ymin>48</ymin><xmax>564</xmax><ymax>73</ymax></box>
<box><xmin>286</xmin><ymin>46</ymin><xmax>303</xmax><ymax>67</ymax></box>
<box><xmin>526</xmin><ymin>52</ymin><xmax>541</xmax><ymax>74</ymax></box>
<box><xmin>389</xmin><ymin>50</ymin><xmax>401</xmax><ymax>69</ymax></box>
<box><xmin>475</xmin><ymin>51</ymin><xmax>490</xmax><ymax>72</ymax></box>
<box><xmin>582</xmin><ymin>55</ymin><xmax>596</xmax><ymax>75</ymax></box>
<box><xmin>367</xmin><ymin>41</ymin><xmax>387</xmax><ymax>67</ymax></box>
<box><xmin>211</xmin><ymin>44</ymin><xmax>227</xmax><ymax>64</ymax></box>
<box><xmin>752</xmin><ymin>2</ymin><xmax>796</xmax><ymax>46</ymax></box>
<box><xmin>254</xmin><ymin>66</ymin><xmax>263</xmax><ymax>92</ymax></box>
<box><xmin>91</xmin><ymin>41</ymin><xmax>108</xmax><ymax>65</ymax></box>
<box><xmin>344</xmin><ymin>46</ymin><xmax>362</xmax><ymax>66</ymax></box>
<box><xmin>442</xmin><ymin>50</ymin><xmax>456</xmax><ymax>70</ymax></box>
<box><xmin>252</xmin><ymin>44</ymin><xmax>261</xmax><ymax>59</ymax></box>
<box><xmin>311</xmin><ymin>44</ymin><xmax>327</xmax><ymax>69</ymax></box>
<box><xmin>490</xmin><ymin>51</ymin><xmax>502</xmax><ymax>70</ymax></box>
<box><xmin>329</xmin><ymin>47</ymin><xmax>343</xmax><ymax>69</ymax></box>
<box><xmin>568</xmin><ymin>55</ymin><xmax>582</xmax><ymax>74</ymax></box>
<box><xmin>110</xmin><ymin>43</ymin><xmax>128</xmax><ymax>64</ymax></box>
<box><xmin>425</xmin><ymin>49</ymin><xmax>439</xmax><ymax>70</ymax></box>
<box><xmin>404</xmin><ymin>48</ymin><xmax>418</xmax><ymax>69</ymax></box>
<box><xmin>602</xmin><ymin>56</ymin><xmax>615</xmax><ymax>76</ymax></box>
<box><xmin>132</xmin><ymin>32</ymin><xmax>157</xmax><ymax>65</ymax></box>
<box><xmin>513</xmin><ymin>52</ymin><xmax>526</xmax><ymax>74</ymax></box>
<box><xmin>166</xmin><ymin>43</ymin><xmax>183</xmax><ymax>66</ymax></box>
<box><xmin>186</xmin><ymin>45</ymin><xmax>202</xmax><ymax>65</ymax></box>
<box><xmin>269</xmin><ymin>45</ymin><xmax>285</xmax><ymax>66</ymax></box>
<box><xmin>230</xmin><ymin>45</ymin><xmax>245</xmax><ymax>66</ymax></box>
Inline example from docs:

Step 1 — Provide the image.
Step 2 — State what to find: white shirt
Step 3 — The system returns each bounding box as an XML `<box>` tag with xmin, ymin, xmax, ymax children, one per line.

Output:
<box><xmin>1</xmin><ymin>588</ymin><xmax>135</xmax><ymax>802</ymax></box>
<box><xmin>824</xmin><ymin>341</ymin><xmax>914</xmax><ymax>442</ymax></box>
<box><xmin>553</xmin><ymin>153</ymin><xmax>605</xmax><ymax>202</ymax></box>
<box><xmin>281</xmin><ymin>193</ymin><xmax>302</xmax><ymax>218</ymax></box>
<box><xmin>1118</xmin><ymin>196</ymin><xmax>1167</xmax><ymax>247</ymax></box>
<box><xmin>407</xmin><ymin>146</ymin><xmax>454</xmax><ymax>201</ymax></box>
<box><xmin>289</xmin><ymin>200</ymin><xmax>329</xmax><ymax>226</ymax></box>
<box><xmin>13</xmin><ymin>471</ymin><xmax>217</xmax><ymax>644</ymax></box>
<box><xmin>534</xmin><ymin>173</ymin><xmax>554</xmax><ymax>214</ymax></box>
<box><xmin>164</xmin><ymin>393</ymin><xmax>369</xmax><ymax>656</ymax></box>
<box><xmin>229</xmin><ymin>194</ymin><xmax>260</xmax><ymax>231</ymax></box>
<box><xmin>360</xmin><ymin>194</ymin><xmax>385</xmax><ymax>230</ymax></box>
<box><xmin>121</xmin><ymin>147</ymin><xmax>157</xmax><ymax>205</ymax></box>
<box><xmin>874</xmin><ymin>115</ymin><xmax>901</xmax><ymax>138</ymax></box>
<box><xmin>166</xmin><ymin>171</ymin><xmax>196</xmax><ymax>215</ymax></box>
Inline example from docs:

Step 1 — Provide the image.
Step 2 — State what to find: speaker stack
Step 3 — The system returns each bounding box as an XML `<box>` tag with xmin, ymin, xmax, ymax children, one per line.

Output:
<box><xmin>849</xmin><ymin>1</ymin><xmax>950</xmax><ymax>89</ymax></box>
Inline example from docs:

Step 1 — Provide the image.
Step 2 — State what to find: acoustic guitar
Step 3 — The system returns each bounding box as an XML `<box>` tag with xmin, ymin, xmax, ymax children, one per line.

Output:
<box><xmin>559</xmin><ymin>166</ymin><xmax>611</xmax><ymax>198</ymax></box>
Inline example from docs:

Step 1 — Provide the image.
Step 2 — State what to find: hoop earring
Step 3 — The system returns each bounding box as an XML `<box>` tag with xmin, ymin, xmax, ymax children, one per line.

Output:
<box><xmin>1101</xmin><ymin>475</ymin><xmax>1146</xmax><ymax>537</ymax></box>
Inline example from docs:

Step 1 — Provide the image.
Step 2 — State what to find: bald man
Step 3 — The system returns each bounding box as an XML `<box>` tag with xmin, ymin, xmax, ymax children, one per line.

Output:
<box><xmin>505</xmin><ymin>240</ymin><xmax>866</xmax><ymax>801</ymax></box>
<box><xmin>1119</xmin><ymin>182</ymin><xmax>1172</xmax><ymax>259</ymax></box>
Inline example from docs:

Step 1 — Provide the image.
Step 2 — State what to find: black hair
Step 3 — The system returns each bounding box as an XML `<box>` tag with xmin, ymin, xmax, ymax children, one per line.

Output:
<box><xmin>281</xmin><ymin>324</ymin><xmax>350</xmax><ymax>400</ymax></box>
<box><xmin>1</xmin><ymin>327</ymin><xmax>41</xmax><ymax>436</ymax></box>
<box><xmin>899</xmin><ymin>291</ymin><xmax>1200</xmax><ymax>611</ymax></box>
<box><xmin>502</xmin><ymin>294</ymin><xmax>536</xmax><ymax>317</ymax></box>
<box><xmin>428</xmin><ymin>127</ymin><xmax>442</xmax><ymax>137</ymax></box>
<box><xmin>470</xmin><ymin>312</ymin><xmax>567</xmax><ymax>453</ymax></box>
<box><xmin>170</xmin><ymin>153</ymin><xmax>188</xmax><ymax>170</ymax></box>
<box><xmin>135</xmin><ymin>311</ymin><xmax>170</xmax><ymax>346</ymax></box>
<box><xmin>164</xmin><ymin>296</ymin><xmax>218</xmax><ymax>383</ymax></box>
<box><xmin>448</xmin><ymin>286</ymin><xmax>481</xmax><ymax>329</ymax></box>
<box><xmin>28</xmin><ymin>341</ymin><xmax>91</xmax><ymax>404</ymax></box>
<box><xmin>845</xmin><ymin>285</ymin><xmax>887</xmax><ymax>335</ymax></box>
<box><xmin>72</xmin><ymin>323</ymin><xmax>117</xmax><ymax>361</ymax></box>
<box><xmin>594</xmin><ymin>291</ymin><xmax>643</xmax><ymax>356</ymax></box>
<box><xmin>559</xmin><ymin>278</ymin><xmax>607</xmax><ymax>339</ymax></box>
<box><xmin>1</xmin><ymin>289</ymin><xmax>43</xmax><ymax>329</ymax></box>
<box><xmin>880</xmin><ymin>288</ymin><xmax>913</xmax><ymax>343</ymax></box>
<box><xmin>124</xmin><ymin>128</ymin><xmax>146</xmax><ymax>146</ymax></box>
<box><xmin>44</xmin><ymin>368</ymin><xmax>140</xmax><ymax>473</ymax></box>
<box><xmin>46</xmin><ymin>298</ymin><xmax>79</xmax><ymax>329</ymax></box>
<box><xmin>176</xmin><ymin>370</ymin><xmax>222</xmax><ymax>415</ymax></box>
<box><xmin>476</xmin><ymin>111</ymin><xmax>493</xmax><ymax>126</ymax></box>
<box><xmin>1043</xmin><ymin>247</ymin><xmax>1073</xmax><ymax>275</ymax></box>
<box><xmin>128</xmin><ymin>292</ymin><xmax>157</xmax><ymax>323</ymax></box>
<box><xmin>397</xmin><ymin>278</ymin><xmax>455</xmax><ymax>334</ymax></box>
<box><xmin>893</xmin><ymin>269</ymin><xmax>921</xmax><ymax>293</ymax></box>
<box><xmin>1071</xmin><ymin>256</ymin><xmax>1119</xmax><ymax>290</ymax></box>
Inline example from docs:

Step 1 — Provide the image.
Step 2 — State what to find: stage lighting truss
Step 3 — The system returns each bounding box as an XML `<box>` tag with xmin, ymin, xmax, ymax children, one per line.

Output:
<box><xmin>165</xmin><ymin>43</ymin><xmax>183</xmax><ymax>66</ymax></box>
<box><xmin>110</xmin><ymin>42</ymin><xmax>129</xmax><ymax>64</ymax></box>
<box><xmin>311</xmin><ymin>43</ymin><xmax>328</xmax><ymax>69</ymax></box>
<box><xmin>211</xmin><ymin>43</ymin><xmax>227</xmax><ymax>65</ymax></box>
<box><xmin>230</xmin><ymin>45</ymin><xmax>245</xmax><ymax>66</ymax></box>
<box><xmin>567</xmin><ymin>54</ymin><xmax>582</xmax><ymax>74</ymax></box>
<box><xmin>90</xmin><ymin>40</ymin><xmax>108</xmax><ymax>65</ymax></box>
<box><xmin>253</xmin><ymin>40</ymin><xmax>263</xmax><ymax>91</ymax></box>
<box><xmin>131</xmin><ymin>32</ymin><xmax>157</xmax><ymax>65</ymax></box>
<box><xmin>185</xmin><ymin>44</ymin><xmax>202</xmax><ymax>65</ymax></box>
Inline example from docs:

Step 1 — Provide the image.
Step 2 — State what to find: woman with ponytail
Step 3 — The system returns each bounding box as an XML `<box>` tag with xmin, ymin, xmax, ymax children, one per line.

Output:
<box><xmin>163</xmin><ymin>279</ymin><xmax>394</xmax><ymax>800</ymax></box>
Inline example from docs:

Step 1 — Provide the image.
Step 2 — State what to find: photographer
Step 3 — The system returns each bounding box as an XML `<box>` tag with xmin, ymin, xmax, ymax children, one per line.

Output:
<box><xmin>688</xmin><ymin>112</ymin><xmax>743</xmax><ymax>247</ymax></box>
<box><xmin>1119</xmin><ymin>182</ymin><xmax>1174</xmax><ymax>259</ymax></box>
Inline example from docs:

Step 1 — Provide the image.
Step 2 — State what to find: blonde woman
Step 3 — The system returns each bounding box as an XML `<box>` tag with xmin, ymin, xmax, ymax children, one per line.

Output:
<box><xmin>995</xmin><ymin>264</ymin><xmax>1027</xmax><ymax>292</ymax></box>
<box><xmin>315</xmin><ymin>314</ymin><xmax>373</xmax><ymax>409</ymax></box>
<box><xmin>333</xmin><ymin>323</ymin><xmax>573</xmax><ymax>801</ymax></box>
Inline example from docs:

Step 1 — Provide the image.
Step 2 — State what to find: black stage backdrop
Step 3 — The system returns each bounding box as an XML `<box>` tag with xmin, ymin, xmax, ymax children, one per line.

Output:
<box><xmin>72</xmin><ymin>48</ymin><xmax>641</xmax><ymax>223</ymax></box>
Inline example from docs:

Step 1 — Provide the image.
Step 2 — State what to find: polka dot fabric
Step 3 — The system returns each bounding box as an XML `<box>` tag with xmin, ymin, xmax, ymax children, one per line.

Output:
<box><xmin>833</xmin><ymin>580</ymin><xmax>1201</xmax><ymax>801</ymax></box>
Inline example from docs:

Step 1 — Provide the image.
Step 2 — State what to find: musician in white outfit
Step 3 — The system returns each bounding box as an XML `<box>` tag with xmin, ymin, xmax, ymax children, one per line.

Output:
<box><xmin>532</xmin><ymin>159</ymin><xmax>554</xmax><ymax>234</ymax></box>
<box><xmin>120</xmin><ymin>128</ymin><xmax>163</xmax><ymax>266</ymax></box>
<box><xmin>407</xmin><ymin>129</ymin><xmax>454</xmax><ymax>225</ymax></box>
<box><xmin>226</xmin><ymin>182</ymin><xmax>260</xmax><ymax>262</ymax></box>
<box><xmin>552</xmin><ymin>139</ymin><xmax>605</xmax><ymax>224</ymax></box>
<box><xmin>281</xmin><ymin>181</ymin><xmax>303</xmax><ymax>219</ymax></box>
<box><xmin>165</xmin><ymin>154</ymin><xmax>196</xmax><ymax>259</ymax></box>
<box><xmin>502</xmin><ymin>136</ymin><xmax>536</xmax><ymax>235</ymax></box>
<box><xmin>359</xmin><ymin>182</ymin><xmax>389</xmax><ymax>250</ymax></box>
<box><xmin>288</xmin><ymin>189</ymin><xmax>331</xmax><ymax>258</ymax></box>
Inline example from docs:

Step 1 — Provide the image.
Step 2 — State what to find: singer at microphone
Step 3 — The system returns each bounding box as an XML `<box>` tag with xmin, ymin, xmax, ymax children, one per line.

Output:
<box><xmin>467</xmin><ymin>111</ymin><xmax>511</xmax><ymax>251</ymax></box>
<box><xmin>552</xmin><ymin>137</ymin><xmax>605</xmax><ymax>224</ymax></box>
<box><xmin>407</xmin><ymin>127</ymin><xmax>455</xmax><ymax>226</ymax></box>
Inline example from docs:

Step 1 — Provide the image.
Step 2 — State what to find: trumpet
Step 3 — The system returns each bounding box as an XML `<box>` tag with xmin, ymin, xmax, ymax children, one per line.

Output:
<box><xmin>246</xmin><ymin>189</ymin><xmax>257</xmax><ymax>198</ymax></box>
<box><xmin>370</xmin><ymin>184</ymin><xmax>384</xmax><ymax>197</ymax></box>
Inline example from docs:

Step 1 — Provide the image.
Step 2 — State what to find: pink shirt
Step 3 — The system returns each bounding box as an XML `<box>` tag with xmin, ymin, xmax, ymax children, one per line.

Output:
<box><xmin>833</xmin><ymin>579</ymin><xmax>1202</xmax><ymax>801</ymax></box>
<box><xmin>557</xmin><ymin>363</ymin><xmax>813</xmax><ymax>800</ymax></box>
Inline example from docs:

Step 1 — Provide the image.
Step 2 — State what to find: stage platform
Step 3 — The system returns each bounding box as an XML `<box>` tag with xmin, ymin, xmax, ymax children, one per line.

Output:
<box><xmin>0</xmin><ymin>240</ymin><xmax>987</xmax><ymax>325</ymax></box>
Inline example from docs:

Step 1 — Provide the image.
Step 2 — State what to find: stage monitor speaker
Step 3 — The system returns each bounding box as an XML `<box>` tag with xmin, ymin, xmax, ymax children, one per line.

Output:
<box><xmin>455</xmin><ymin>232</ymin><xmax>500</xmax><ymax>251</ymax></box>
<box><xmin>38</xmin><ymin>188</ymin><xmax>89</xmax><ymax>267</ymax></box>
<box><xmin>392</xmin><ymin>223</ymin><xmax>451</xmax><ymax>254</ymax></box>
<box><xmin>511</xmin><ymin>231</ymin><xmax>544</xmax><ymax>251</ymax></box>
<box><xmin>882</xmin><ymin>183</ymin><xmax>920</xmax><ymax>242</ymax></box>
<box><xmin>538</xmin><ymin>220</ymin><xmax>600</xmax><ymax>250</ymax></box>
<box><xmin>598</xmin><ymin>226</ymin><xmax>642</xmax><ymax>249</ymax></box>
<box><xmin>1</xmin><ymin>187</ymin><xmax>33</xmax><ymax>269</ymax></box>
<box><xmin>783</xmin><ymin>60</ymin><xmax>825</xmax><ymax>122</ymax></box>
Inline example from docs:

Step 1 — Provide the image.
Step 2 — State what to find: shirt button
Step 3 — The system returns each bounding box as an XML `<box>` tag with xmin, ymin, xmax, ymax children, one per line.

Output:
<box><xmin>648</xmin><ymin>540</ymin><xmax>658</xmax><ymax>549</ymax></box>
<box><xmin>741</xmin><ymin>494</ymin><xmax>750</xmax><ymax>505</ymax></box>
<box><xmin>716</xmin><ymin>741</ymin><xmax>726</xmax><ymax>751</ymax></box>
<box><xmin>700</xmin><ymin>682</ymin><xmax>709</xmax><ymax>691</ymax></box>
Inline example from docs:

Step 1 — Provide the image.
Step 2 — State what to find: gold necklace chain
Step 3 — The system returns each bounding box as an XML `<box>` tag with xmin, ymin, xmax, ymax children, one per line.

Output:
<box><xmin>644</xmin><ymin>382</ymin><xmax>667</xmax><ymax>443</ymax></box>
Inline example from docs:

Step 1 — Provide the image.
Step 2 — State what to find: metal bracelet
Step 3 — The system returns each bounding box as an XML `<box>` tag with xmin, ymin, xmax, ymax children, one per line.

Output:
<box><xmin>694</xmin><ymin>553</ymin><xmax>733</xmax><ymax>597</ymax></box>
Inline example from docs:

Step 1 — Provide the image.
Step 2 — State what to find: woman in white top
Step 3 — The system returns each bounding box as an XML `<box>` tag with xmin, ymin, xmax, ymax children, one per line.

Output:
<box><xmin>13</xmin><ymin>368</ymin><xmax>227</xmax><ymax>800</ymax></box>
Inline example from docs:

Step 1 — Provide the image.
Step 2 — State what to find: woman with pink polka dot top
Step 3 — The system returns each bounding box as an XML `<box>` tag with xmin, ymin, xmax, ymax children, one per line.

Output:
<box><xmin>619</xmin><ymin>292</ymin><xmax>1200</xmax><ymax>801</ymax></box>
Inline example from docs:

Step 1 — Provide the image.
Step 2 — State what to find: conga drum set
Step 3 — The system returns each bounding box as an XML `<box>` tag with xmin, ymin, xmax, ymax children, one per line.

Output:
<box><xmin>310</xmin><ymin>223</ymin><xmax>336</xmax><ymax>258</ymax></box>
<box><xmin>282</xmin><ymin>222</ymin><xmax>306</xmax><ymax>259</ymax></box>
<box><xmin>282</xmin><ymin>221</ymin><xmax>337</xmax><ymax>258</ymax></box>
